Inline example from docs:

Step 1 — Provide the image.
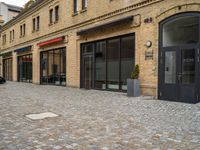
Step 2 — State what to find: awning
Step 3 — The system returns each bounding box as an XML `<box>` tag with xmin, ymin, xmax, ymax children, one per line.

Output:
<box><xmin>77</xmin><ymin>16</ymin><xmax>134</xmax><ymax>36</ymax></box>
<box><xmin>14</xmin><ymin>45</ymin><xmax>32</xmax><ymax>53</ymax></box>
<box><xmin>0</xmin><ymin>51</ymin><xmax>12</xmax><ymax>57</ymax></box>
<box><xmin>37</xmin><ymin>36</ymin><xmax>65</xmax><ymax>47</ymax></box>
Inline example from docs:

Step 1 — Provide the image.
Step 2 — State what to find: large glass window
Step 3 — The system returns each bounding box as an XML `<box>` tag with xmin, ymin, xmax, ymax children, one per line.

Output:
<box><xmin>18</xmin><ymin>54</ymin><xmax>32</xmax><ymax>83</ymax></box>
<box><xmin>95</xmin><ymin>41</ymin><xmax>106</xmax><ymax>89</ymax></box>
<box><xmin>165</xmin><ymin>51</ymin><xmax>176</xmax><ymax>84</ymax></box>
<box><xmin>121</xmin><ymin>35</ymin><xmax>135</xmax><ymax>90</ymax></box>
<box><xmin>82</xmin><ymin>34</ymin><xmax>135</xmax><ymax>91</ymax></box>
<box><xmin>163</xmin><ymin>16</ymin><xmax>199</xmax><ymax>47</ymax></box>
<box><xmin>3</xmin><ymin>58</ymin><xmax>12</xmax><ymax>81</ymax></box>
<box><xmin>107</xmin><ymin>38</ymin><xmax>120</xmax><ymax>90</ymax></box>
<box><xmin>41</xmin><ymin>48</ymin><xmax>66</xmax><ymax>86</ymax></box>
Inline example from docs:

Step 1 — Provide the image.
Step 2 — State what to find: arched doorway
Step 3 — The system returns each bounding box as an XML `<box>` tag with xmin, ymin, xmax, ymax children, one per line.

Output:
<box><xmin>158</xmin><ymin>13</ymin><xmax>200</xmax><ymax>103</ymax></box>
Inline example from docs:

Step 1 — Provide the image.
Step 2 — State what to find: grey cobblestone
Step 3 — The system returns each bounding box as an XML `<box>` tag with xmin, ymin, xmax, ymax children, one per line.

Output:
<box><xmin>0</xmin><ymin>82</ymin><xmax>200</xmax><ymax>149</ymax></box>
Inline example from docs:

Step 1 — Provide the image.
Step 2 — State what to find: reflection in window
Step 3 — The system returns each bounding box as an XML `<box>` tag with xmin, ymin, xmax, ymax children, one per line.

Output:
<box><xmin>18</xmin><ymin>54</ymin><xmax>32</xmax><ymax>83</ymax></box>
<box><xmin>3</xmin><ymin>58</ymin><xmax>12</xmax><ymax>81</ymax></box>
<box><xmin>165</xmin><ymin>51</ymin><xmax>176</xmax><ymax>84</ymax></box>
<box><xmin>41</xmin><ymin>48</ymin><xmax>66</xmax><ymax>86</ymax></box>
<box><xmin>182</xmin><ymin>49</ymin><xmax>195</xmax><ymax>84</ymax></box>
<box><xmin>95</xmin><ymin>41</ymin><xmax>106</xmax><ymax>89</ymax></box>
<box><xmin>121</xmin><ymin>36</ymin><xmax>135</xmax><ymax>90</ymax></box>
<box><xmin>163</xmin><ymin>16</ymin><xmax>199</xmax><ymax>47</ymax></box>
<box><xmin>107</xmin><ymin>39</ymin><xmax>120</xmax><ymax>90</ymax></box>
<box><xmin>82</xmin><ymin>34</ymin><xmax>135</xmax><ymax>91</ymax></box>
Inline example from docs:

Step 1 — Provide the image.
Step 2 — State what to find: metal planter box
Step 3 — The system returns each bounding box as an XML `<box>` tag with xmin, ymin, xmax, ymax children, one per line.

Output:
<box><xmin>127</xmin><ymin>79</ymin><xmax>141</xmax><ymax>97</ymax></box>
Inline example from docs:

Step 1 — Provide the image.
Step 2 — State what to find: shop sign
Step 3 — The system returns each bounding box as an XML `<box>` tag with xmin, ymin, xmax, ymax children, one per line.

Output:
<box><xmin>145</xmin><ymin>50</ymin><xmax>153</xmax><ymax>60</ymax></box>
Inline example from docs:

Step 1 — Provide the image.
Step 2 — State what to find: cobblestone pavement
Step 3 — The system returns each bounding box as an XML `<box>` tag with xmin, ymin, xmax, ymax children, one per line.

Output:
<box><xmin>0</xmin><ymin>82</ymin><xmax>200</xmax><ymax>150</ymax></box>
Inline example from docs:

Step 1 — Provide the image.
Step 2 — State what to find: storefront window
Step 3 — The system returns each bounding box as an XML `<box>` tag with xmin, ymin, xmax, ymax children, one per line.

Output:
<box><xmin>121</xmin><ymin>35</ymin><xmax>135</xmax><ymax>90</ymax></box>
<box><xmin>82</xmin><ymin>34</ymin><xmax>135</xmax><ymax>91</ymax></box>
<box><xmin>18</xmin><ymin>54</ymin><xmax>32</xmax><ymax>83</ymax></box>
<box><xmin>41</xmin><ymin>48</ymin><xmax>66</xmax><ymax>86</ymax></box>
<box><xmin>107</xmin><ymin>38</ymin><xmax>120</xmax><ymax>90</ymax></box>
<box><xmin>95</xmin><ymin>41</ymin><xmax>106</xmax><ymax>89</ymax></box>
<box><xmin>3</xmin><ymin>58</ymin><xmax>12</xmax><ymax>81</ymax></box>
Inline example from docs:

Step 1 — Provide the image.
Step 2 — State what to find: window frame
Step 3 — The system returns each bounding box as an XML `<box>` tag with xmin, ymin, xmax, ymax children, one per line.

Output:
<box><xmin>36</xmin><ymin>16</ymin><xmax>40</xmax><ymax>30</ymax></box>
<box><xmin>82</xmin><ymin>0</ymin><xmax>88</xmax><ymax>10</ymax></box>
<box><xmin>73</xmin><ymin>0</ymin><xmax>78</xmax><ymax>14</ymax></box>
<box><xmin>55</xmin><ymin>6</ymin><xmax>59</xmax><ymax>22</ymax></box>
<box><xmin>49</xmin><ymin>9</ymin><xmax>53</xmax><ymax>25</ymax></box>
<box><xmin>32</xmin><ymin>18</ymin><xmax>36</xmax><ymax>31</ymax></box>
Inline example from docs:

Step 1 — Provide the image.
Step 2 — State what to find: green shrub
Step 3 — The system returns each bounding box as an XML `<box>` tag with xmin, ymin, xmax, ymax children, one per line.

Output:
<box><xmin>131</xmin><ymin>64</ymin><xmax>140</xmax><ymax>79</ymax></box>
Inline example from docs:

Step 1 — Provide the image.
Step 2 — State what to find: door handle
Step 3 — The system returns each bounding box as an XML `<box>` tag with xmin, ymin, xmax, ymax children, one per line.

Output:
<box><xmin>178</xmin><ymin>74</ymin><xmax>182</xmax><ymax>81</ymax></box>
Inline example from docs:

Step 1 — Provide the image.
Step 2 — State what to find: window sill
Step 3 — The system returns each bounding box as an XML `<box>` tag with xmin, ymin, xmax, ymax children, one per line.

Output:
<box><xmin>20</xmin><ymin>35</ymin><xmax>25</xmax><ymax>38</ymax></box>
<box><xmin>49</xmin><ymin>23</ymin><xmax>53</xmax><ymax>26</ymax></box>
<box><xmin>72</xmin><ymin>12</ymin><xmax>78</xmax><ymax>17</ymax></box>
<box><xmin>54</xmin><ymin>20</ymin><xmax>59</xmax><ymax>24</ymax></box>
<box><xmin>80</xmin><ymin>9</ymin><xmax>87</xmax><ymax>13</ymax></box>
<box><xmin>33</xmin><ymin>29</ymin><xmax>39</xmax><ymax>33</ymax></box>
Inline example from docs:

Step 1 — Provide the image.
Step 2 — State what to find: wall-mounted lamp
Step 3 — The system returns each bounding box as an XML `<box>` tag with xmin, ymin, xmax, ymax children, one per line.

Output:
<box><xmin>146</xmin><ymin>41</ymin><xmax>152</xmax><ymax>48</ymax></box>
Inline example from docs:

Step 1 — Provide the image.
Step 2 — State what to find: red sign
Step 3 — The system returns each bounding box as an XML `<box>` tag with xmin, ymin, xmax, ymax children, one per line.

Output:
<box><xmin>37</xmin><ymin>37</ymin><xmax>64</xmax><ymax>47</ymax></box>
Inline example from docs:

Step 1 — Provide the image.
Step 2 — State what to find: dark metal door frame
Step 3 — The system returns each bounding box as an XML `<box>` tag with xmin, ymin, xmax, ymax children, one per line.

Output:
<box><xmin>158</xmin><ymin>12</ymin><xmax>200</xmax><ymax>103</ymax></box>
<box><xmin>80</xmin><ymin>43</ymin><xmax>95</xmax><ymax>89</ymax></box>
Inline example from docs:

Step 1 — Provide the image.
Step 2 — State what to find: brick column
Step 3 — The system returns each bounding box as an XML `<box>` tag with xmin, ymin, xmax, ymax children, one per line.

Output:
<box><xmin>32</xmin><ymin>44</ymin><xmax>40</xmax><ymax>84</ymax></box>
<box><xmin>12</xmin><ymin>52</ymin><xmax>18</xmax><ymax>82</ymax></box>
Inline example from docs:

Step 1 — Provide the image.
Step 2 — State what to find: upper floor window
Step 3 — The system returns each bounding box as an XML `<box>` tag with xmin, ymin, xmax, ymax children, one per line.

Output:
<box><xmin>49</xmin><ymin>9</ymin><xmax>53</xmax><ymax>24</ymax></box>
<box><xmin>12</xmin><ymin>30</ymin><xmax>14</xmax><ymax>41</ymax></box>
<box><xmin>82</xmin><ymin>0</ymin><xmax>88</xmax><ymax>10</ymax></box>
<box><xmin>20</xmin><ymin>24</ymin><xmax>26</xmax><ymax>37</ymax></box>
<box><xmin>20</xmin><ymin>25</ymin><xmax>23</xmax><ymax>37</ymax></box>
<box><xmin>33</xmin><ymin>18</ymin><xmax>36</xmax><ymax>31</ymax></box>
<box><xmin>23</xmin><ymin>24</ymin><xmax>26</xmax><ymax>36</ymax></box>
<box><xmin>33</xmin><ymin>16</ymin><xmax>40</xmax><ymax>32</ymax></box>
<box><xmin>9</xmin><ymin>30</ymin><xmax>14</xmax><ymax>42</ymax></box>
<box><xmin>2</xmin><ymin>34</ymin><xmax>6</xmax><ymax>45</ymax></box>
<box><xmin>55</xmin><ymin>6</ymin><xmax>59</xmax><ymax>22</ymax></box>
<box><xmin>10</xmin><ymin>31</ymin><xmax>12</xmax><ymax>42</ymax></box>
<box><xmin>36</xmin><ymin>16</ymin><xmax>40</xmax><ymax>30</ymax></box>
<box><xmin>73</xmin><ymin>0</ymin><xmax>78</xmax><ymax>14</ymax></box>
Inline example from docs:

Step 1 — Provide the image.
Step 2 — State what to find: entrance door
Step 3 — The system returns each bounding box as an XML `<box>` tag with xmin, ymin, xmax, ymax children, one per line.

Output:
<box><xmin>82</xmin><ymin>55</ymin><xmax>93</xmax><ymax>89</ymax></box>
<box><xmin>160</xmin><ymin>47</ymin><xmax>198</xmax><ymax>103</ymax></box>
<box><xmin>178</xmin><ymin>48</ymin><xmax>197</xmax><ymax>102</ymax></box>
<box><xmin>18</xmin><ymin>54</ymin><xmax>33</xmax><ymax>83</ymax></box>
<box><xmin>159</xmin><ymin>13</ymin><xmax>200</xmax><ymax>103</ymax></box>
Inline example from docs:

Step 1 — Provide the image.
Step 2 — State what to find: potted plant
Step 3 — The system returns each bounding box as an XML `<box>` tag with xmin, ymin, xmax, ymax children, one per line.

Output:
<box><xmin>127</xmin><ymin>64</ymin><xmax>141</xmax><ymax>97</ymax></box>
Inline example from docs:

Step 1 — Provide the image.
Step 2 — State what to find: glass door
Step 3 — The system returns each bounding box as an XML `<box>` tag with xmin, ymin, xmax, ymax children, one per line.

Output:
<box><xmin>83</xmin><ymin>55</ymin><xmax>93</xmax><ymax>89</ymax></box>
<box><xmin>18</xmin><ymin>54</ymin><xmax>32</xmax><ymax>83</ymax></box>
<box><xmin>160</xmin><ymin>48</ymin><xmax>198</xmax><ymax>103</ymax></box>
<box><xmin>159</xmin><ymin>13</ymin><xmax>200</xmax><ymax>103</ymax></box>
<box><xmin>178</xmin><ymin>48</ymin><xmax>198</xmax><ymax>103</ymax></box>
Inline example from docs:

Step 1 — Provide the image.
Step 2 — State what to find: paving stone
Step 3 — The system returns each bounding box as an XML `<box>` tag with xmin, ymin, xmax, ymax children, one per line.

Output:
<box><xmin>0</xmin><ymin>82</ymin><xmax>199</xmax><ymax>149</ymax></box>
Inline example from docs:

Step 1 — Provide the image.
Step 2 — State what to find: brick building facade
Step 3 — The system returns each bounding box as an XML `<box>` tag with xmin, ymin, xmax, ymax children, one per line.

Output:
<box><xmin>0</xmin><ymin>0</ymin><xmax>200</xmax><ymax>103</ymax></box>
